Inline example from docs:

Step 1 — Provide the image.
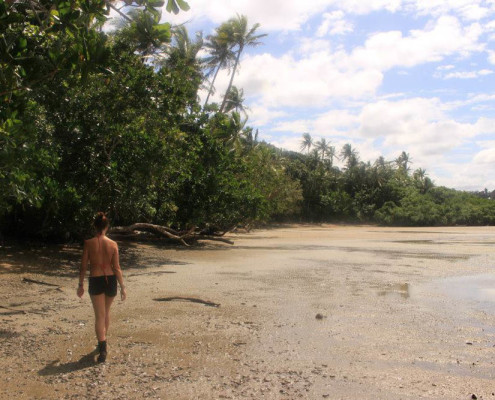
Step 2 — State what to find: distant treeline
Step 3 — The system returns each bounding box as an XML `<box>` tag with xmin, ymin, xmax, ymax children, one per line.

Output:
<box><xmin>280</xmin><ymin>145</ymin><xmax>495</xmax><ymax>226</ymax></box>
<box><xmin>472</xmin><ymin>189</ymin><xmax>495</xmax><ymax>200</ymax></box>
<box><xmin>1</xmin><ymin>1</ymin><xmax>494</xmax><ymax>240</ymax></box>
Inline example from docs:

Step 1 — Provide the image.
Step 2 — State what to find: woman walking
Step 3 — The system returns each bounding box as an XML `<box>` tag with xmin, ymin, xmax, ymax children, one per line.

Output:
<box><xmin>77</xmin><ymin>212</ymin><xmax>127</xmax><ymax>363</ymax></box>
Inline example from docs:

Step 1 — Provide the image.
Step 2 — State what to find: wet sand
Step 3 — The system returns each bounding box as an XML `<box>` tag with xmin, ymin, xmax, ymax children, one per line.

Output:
<box><xmin>1</xmin><ymin>225</ymin><xmax>495</xmax><ymax>399</ymax></box>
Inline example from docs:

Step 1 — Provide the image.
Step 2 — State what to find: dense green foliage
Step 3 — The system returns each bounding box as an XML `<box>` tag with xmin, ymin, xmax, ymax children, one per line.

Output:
<box><xmin>1</xmin><ymin>1</ymin><xmax>493</xmax><ymax>239</ymax></box>
<box><xmin>284</xmin><ymin>143</ymin><xmax>495</xmax><ymax>226</ymax></box>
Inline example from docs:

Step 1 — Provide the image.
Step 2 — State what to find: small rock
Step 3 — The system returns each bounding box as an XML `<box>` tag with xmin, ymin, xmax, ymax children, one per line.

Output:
<box><xmin>471</xmin><ymin>395</ymin><xmax>477</xmax><ymax>400</ymax></box>
<box><xmin>466</xmin><ymin>341</ymin><xmax>473</xmax><ymax>345</ymax></box>
<box><xmin>315</xmin><ymin>313</ymin><xmax>325</xmax><ymax>320</ymax></box>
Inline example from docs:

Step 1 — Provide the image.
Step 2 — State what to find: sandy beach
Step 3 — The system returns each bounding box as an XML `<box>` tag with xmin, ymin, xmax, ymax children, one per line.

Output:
<box><xmin>1</xmin><ymin>225</ymin><xmax>495</xmax><ymax>399</ymax></box>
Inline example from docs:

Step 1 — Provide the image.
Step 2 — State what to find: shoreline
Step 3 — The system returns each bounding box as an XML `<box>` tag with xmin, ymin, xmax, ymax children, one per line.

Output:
<box><xmin>1</xmin><ymin>224</ymin><xmax>495</xmax><ymax>399</ymax></box>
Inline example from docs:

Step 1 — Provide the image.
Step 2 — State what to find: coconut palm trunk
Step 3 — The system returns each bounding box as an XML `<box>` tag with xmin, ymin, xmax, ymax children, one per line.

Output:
<box><xmin>204</xmin><ymin>62</ymin><xmax>222</xmax><ymax>107</ymax></box>
<box><xmin>220</xmin><ymin>46</ymin><xmax>242</xmax><ymax>112</ymax></box>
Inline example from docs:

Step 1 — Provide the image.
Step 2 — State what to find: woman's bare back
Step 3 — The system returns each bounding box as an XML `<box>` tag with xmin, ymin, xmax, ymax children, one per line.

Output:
<box><xmin>85</xmin><ymin>236</ymin><xmax>117</xmax><ymax>277</ymax></box>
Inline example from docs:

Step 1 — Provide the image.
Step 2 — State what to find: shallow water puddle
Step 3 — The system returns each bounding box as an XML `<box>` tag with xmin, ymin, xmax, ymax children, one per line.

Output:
<box><xmin>438</xmin><ymin>274</ymin><xmax>495</xmax><ymax>312</ymax></box>
<box><xmin>376</xmin><ymin>282</ymin><xmax>410</xmax><ymax>299</ymax></box>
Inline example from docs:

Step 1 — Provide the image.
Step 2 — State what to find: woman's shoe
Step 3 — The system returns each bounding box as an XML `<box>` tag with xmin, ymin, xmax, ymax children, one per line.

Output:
<box><xmin>97</xmin><ymin>340</ymin><xmax>107</xmax><ymax>363</ymax></box>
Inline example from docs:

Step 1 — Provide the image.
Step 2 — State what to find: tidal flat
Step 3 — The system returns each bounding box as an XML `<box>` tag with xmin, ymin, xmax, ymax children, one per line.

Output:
<box><xmin>1</xmin><ymin>225</ymin><xmax>495</xmax><ymax>399</ymax></box>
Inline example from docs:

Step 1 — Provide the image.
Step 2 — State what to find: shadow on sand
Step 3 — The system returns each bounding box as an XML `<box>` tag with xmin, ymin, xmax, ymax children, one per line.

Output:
<box><xmin>0</xmin><ymin>240</ymin><xmax>190</xmax><ymax>278</ymax></box>
<box><xmin>38</xmin><ymin>350</ymin><xmax>98</xmax><ymax>376</ymax></box>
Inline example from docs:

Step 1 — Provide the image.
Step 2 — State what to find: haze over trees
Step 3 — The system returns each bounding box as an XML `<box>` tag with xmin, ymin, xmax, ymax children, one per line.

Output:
<box><xmin>1</xmin><ymin>0</ymin><xmax>494</xmax><ymax>239</ymax></box>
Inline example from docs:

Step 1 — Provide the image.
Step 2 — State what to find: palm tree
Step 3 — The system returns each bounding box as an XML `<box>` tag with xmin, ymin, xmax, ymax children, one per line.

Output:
<box><xmin>163</xmin><ymin>25</ymin><xmax>203</xmax><ymax>69</ymax></box>
<box><xmin>242</xmin><ymin>127</ymin><xmax>259</xmax><ymax>153</ymax></box>
<box><xmin>395</xmin><ymin>151</ymin><xmax>411</xmax><ymax>173</ymax></box>
<box><xmin>117</xmin><ymin>9</ymin><xmax>171</xmax><ymax>59</ymax></box>
<box><xmin>373</xmin><ymin>156</ymin><xmax>392</xmax><ymax>187</ymax></box>
<box><xmin>340</xmin><ymin>143</ymin><xmax>359</xmax><ymax>169</ymax></box>
<box><xmin>223</xmin><ymin>86</ymin><xmax>248</xmax><ymax>115</ymax></box>
<box><xmin>315</xmin><ymin>138</ymin><xmax>331</xmax><ymax>160</ymax></box>
<box><xmin>374</xmin><ymin>156</ymin><xmax>387</xmax><ymax>169</ymax></box>
<box><xmin>203</xmin><ymin>32</ymin><xmax>236</xmax><ymax>107</ymax></box>
<box><xmin>300</xmin><ymin>132</ymin><xmax>313</xmax><ymax>154</ymax></box>
<box><xmin>326</xmin><ymin>144</ymin><xmax>337</xmax><ymax>167</ymax></box>
<box><xmin>413</xmin><ymin>168</ymin><xmax>432</xmax><ymax>193</ymax></box>
<box><xmin>218</xmin><ymin>15</ymin><xmax>267</xmax><ymax>112</ymax></box>
<box><xmin>226</xmin><ymin>111</ymin><xmax>248</xmax><ymax>148</ymax></box>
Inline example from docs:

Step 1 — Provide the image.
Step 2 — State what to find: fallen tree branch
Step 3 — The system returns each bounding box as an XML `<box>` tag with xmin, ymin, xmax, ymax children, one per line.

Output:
<box><xmin>110</xmin><ymin>223</ymin><xmax>234</xmax><ymax>246</ymax></box>
<box><xmin>153</xmin><ymin>297</ymin><xmax>220</xmax><ymax>307</ymax></box>
<box><xmin>0</xmin><ymin>305</ymin><xmax>26</xmax><ymax>315</ymax></box>
<box><xmin>110</xmin><ymin>223</ymin><xmax>190</xmax><ymax>246</ymax></box>
<box><xmin>0</xmin><ymin>305</ymin><xmax>46</xmax><ymax>315</ymax></box>
<box><xmin>22</xmin><ymin>278</ymin><xmax>60</xmax><ymax>287</ymax></box>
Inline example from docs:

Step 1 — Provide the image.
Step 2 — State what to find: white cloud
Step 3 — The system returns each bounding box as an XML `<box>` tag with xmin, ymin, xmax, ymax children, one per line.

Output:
<box><xmin>161</xmin><ymin>0</ymin><xmax>495</xmax><ymax>34</ymax></box>
<box><xmin>208</xmin><ymin>52</ymin><xmax>383</xmax><ymax>108</ymax></box>
<box><xmin>443</xmin><ymin>68</ymin><xmax>494</xmax><ymax>78</ymax></box>
<box><xmin>473</xmin><ymin>147</ymin><xmax>495</xmax><ymax>164</ymax></box>
<box><xmin>357</xmin><ymin>98</ymin><xmax>479</xmax><ymax>154</ymax></box>
<box><xmin>271</xmin><ymin>120</ymin><xmax>312</xmax><ymax>134</ymax></box>
<box><xmin>437</xmin><ymin>64</ymin><xmax>456</xmax><ymax>70</ymax></box>
<box><xmin>247</xmin><ymin>105</ymin><xmax>288</xmax><ymax>126</ymax></box>
<box><xmin>433</xmin><ymin>161</ymin><xmax>495</xmax><ymax>191</ymax></box>
<box><xmin>203</xmin><ymin>14</ymin><xmax>486</xmax><ymax>113</ymax></box>
<box><xmin>488</xmin><ymin>50</ymin><xmax>495</xmax><ymax>64</ymax></box>
<box><xmin>181</xmin><ymin>0</ymin><xmax>404</xmax><ymax>30</ymax></box>
<box><xmin>298</xmin><ymin>38</ymin><xmax>332</xmax><ymax>54</ymax></box>
<box><xmin>346</xmin><ymin>16</ymin><xmax>484</xmax><ymax>71</ymax></box>
<box><xmin>486</xmin><ymin>20</ymin><xmax>495</xmax><ymax>31</ymax></box>
<box><xmin>313</xmin><ymin>109</ymin><xmax>360</xmax><ymax>131</ymax></box>
<box><xmin>359</xmin><ymin>97</ymin><xmax>444</xmax><ymax>137</ymax></box>
<box><xmin>446</xmin><ymin>93</ymin><xmax>495</xmax><ymax>109</ymax></box>
<box><xmin>329</xmin><ymin>0</ymin><xmax>402</xmax><ymax>14</ymax></box>
<box><xmin>163</xmin><ymin>0</ymin><xmax>338</xmax><ymax>32</ymax></box>
<box><xmin>270</xmin><ymin>109</ymin><xmax>359</xmax><ymax>135</ymax></box>
<box><xmin>316</xmin><ymin>11</ymin><xmax>353</xmax><ymax>37</ymax></box>
<box><xmin>474</xmin><ymin>117</ymin><xmax>495</xmax><ymax>133</ymax></box>
<box><xmin>406</xmin><ymin>0</ymin><xmax>494</xmax><ymax>21</ymax></box>
<box><xmin>354</xmin><ymin>98</ymin><xmax>495</xmax><ymax>189</ymax></box>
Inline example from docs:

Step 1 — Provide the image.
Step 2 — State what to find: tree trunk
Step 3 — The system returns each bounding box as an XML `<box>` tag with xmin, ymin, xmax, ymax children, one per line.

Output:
<box><xmin>220</xmin><ymin>47</ymin><xmax>242</xmax><ymax>113</ymax></box>
<box><xmin>204</xmin><ymin>62</ymin><xmax>222</xmax><ymax>108</ymax></box>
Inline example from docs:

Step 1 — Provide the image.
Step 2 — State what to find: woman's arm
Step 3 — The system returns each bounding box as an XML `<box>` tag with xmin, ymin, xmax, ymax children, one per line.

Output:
<box><xmin>112</xmin><ymin>245</ymin><xmax>127</xmax><ymax>301</ymax></box>
<box><xmin>78</xmin><ymin>241</ymin><xmax>89</xmax><ymax>298</ymax></box>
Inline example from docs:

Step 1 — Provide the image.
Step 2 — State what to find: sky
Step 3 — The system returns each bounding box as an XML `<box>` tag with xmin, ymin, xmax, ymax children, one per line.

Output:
<box><xmin>113</xmin><ymin>0</ymin><xmax>495</xmax><ymax>191</ymax></box>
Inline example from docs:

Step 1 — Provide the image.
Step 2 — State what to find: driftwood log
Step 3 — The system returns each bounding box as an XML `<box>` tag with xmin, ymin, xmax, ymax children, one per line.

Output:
<box><xmin>110</xmin><ymin>223</ymin><xmax>234</xmax><ymax>246</ymax></box>
<box><xmin>22</xmin><ymin>278</ymin><xmax>60</xmax><ymax>287</ymax></box>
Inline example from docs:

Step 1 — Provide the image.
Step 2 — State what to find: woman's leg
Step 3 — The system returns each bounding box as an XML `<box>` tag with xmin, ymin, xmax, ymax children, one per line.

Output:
<box><xmin>104</xmin><ymin>295</ymin><xmax>115</xmax><ymax>336</ymax></box>
<box><xmin>90</xmin><ymin>294</ymin><xmax>106</xmax><ymax>341</ymax></box>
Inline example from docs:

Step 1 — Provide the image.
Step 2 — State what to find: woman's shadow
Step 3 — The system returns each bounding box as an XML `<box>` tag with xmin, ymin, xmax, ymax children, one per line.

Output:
<box><xmin>38</xmin><ymin>349</ymin><xmax>98</xmax><ymax>376</ymax></box>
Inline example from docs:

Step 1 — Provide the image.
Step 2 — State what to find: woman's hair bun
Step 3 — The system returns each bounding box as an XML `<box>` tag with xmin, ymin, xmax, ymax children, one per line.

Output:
<box><xmin>94</xmin><ymin>211</ymin><xmax>109</xmax><ymax>233</ymax></box>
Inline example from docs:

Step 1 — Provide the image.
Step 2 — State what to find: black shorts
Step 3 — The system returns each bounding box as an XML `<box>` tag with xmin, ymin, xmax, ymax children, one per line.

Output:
<box><xmin>88</xmin><ymin>275</ymin><xmax>117</xmax><ymax>297</ymax></box>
